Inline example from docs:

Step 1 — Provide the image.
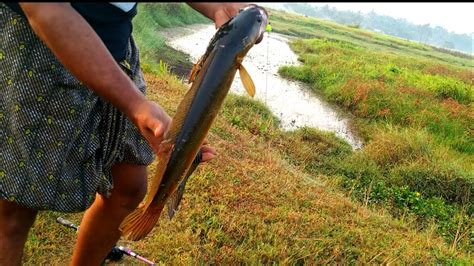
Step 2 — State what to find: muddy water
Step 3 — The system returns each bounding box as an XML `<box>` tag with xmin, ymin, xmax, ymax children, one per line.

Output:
<box><xmin>162</xmin><ymin>24</ymin><xmax>363</xmax><ymax>149</ymax></box>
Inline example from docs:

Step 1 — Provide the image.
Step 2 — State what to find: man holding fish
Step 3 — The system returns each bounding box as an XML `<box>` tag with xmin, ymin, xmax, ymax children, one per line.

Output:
<box><xmin>0</xmin><ymin>2</ymin><xmax>265</xmax><ymax>265</ymax></box>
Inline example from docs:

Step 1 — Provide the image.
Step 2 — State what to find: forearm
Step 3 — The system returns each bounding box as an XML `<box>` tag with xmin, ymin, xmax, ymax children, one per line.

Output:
<box><xmin>19</xmin><ymin>3</ymin><xmax>146</xmax><ymax>121</ymax></box>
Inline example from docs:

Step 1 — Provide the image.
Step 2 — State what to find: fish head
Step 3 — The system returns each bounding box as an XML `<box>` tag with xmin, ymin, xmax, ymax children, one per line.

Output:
<box><xmin>238</xmin><ymin>5</ymin><xmax>268</xmax><ymax>45</ymax></box>
<box><xmin>217</xmin><ymin>5</ymin><xmax>268</xmax><ymax>58</ymax></box>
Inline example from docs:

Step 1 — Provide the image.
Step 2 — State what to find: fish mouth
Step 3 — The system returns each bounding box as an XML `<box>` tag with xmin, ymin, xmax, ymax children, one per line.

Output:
<box><xmin>239</xmin><ymin>4</ymin><xmax>268</xmax><ymax>45</ymax></box>
<box><xmin>255</xmin><ymin>5</ymin><xmax>269</xmax><ymax>43</ymax></box>
<box><xmin>255</xmin><ymin>31</ymin><xmax>264</xmax><ymax>45</ymax></box>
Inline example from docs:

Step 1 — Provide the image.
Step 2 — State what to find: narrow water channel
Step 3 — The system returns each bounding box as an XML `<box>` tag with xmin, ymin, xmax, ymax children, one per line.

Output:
<box><xmin>162</xmin><ymin>24</ymin><xmax>363</xmax><ymax>149</ymax></box>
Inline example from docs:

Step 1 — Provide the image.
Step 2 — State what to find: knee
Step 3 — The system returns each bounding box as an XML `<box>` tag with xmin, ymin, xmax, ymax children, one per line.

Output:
<box><xmin>110</xmin><ymin>164</ymin><xmax>148</xmax><ymax>211</ymax></box>
<box><xmin>0</xmin><ymin>201</ymin><xmax>37</xmax><ymax>238</ymax></box>
<box><xmin>117</xmin><ymin>177</ymin><xmax>147</xmax><ymax>211</ymax></box>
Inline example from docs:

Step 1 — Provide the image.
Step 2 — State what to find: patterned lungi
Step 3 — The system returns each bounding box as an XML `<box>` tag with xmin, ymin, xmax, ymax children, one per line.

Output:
<box><xmin>0</xmin><ymin>3</ymin><xmax>154</xmax><ymax>212</ymax></box>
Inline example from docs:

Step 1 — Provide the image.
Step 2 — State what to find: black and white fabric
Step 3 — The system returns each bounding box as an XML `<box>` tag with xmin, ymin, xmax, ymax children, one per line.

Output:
<box><xmin>0</xmin><ymin>3</ymin><xmax>154</xmax><ymax>212</ymax></box>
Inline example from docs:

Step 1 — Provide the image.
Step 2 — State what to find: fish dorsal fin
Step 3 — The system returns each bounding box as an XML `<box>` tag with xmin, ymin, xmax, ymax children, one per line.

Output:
<box><xmin>188</xmin><ymin>63</ymin><xmax>199</xmax><ymax>84</ymax></box>
<box><xmin>238</xmin><ymin>63</ymin><xmax>256</xmax><ymax>97</ymax></box>
<box><xmin>188</xmin><ymin>57</ymin><xmax>204</xmax><ymax>84</ymax></box>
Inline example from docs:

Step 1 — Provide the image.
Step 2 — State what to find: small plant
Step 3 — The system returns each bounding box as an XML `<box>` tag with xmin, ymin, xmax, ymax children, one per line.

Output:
<box><xmin>158</xmin><ymin>59</ymin><xmax>170</xmax><ymax>75</ymax></box>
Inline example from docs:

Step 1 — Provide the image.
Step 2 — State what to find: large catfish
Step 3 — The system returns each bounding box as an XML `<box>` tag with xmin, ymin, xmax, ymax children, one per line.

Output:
<box><xmin>120</xmin><ymin>5</ymin><xmax>268</xmax><ymax>241</ymax></box>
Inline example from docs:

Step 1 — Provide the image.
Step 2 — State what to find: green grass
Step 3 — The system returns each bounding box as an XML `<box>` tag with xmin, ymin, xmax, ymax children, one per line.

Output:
<box><xmin>24</xmin><ymin>72</ymin><xmax>472</xmax><ymax>264</ymax></box>
<box><xmin>278</xmin><ymin>37</ymin><xmax>473</xmax><ymax>154</ymax></box>
<box><xmin>132</xmin><ymin>3</ymin><xmax>211</xmax><ymax>76</ymax></box>
<box><xmin>268</xmin><ymin>10</ymin><xmax>474</xmax><ymax>69</ymax></box>
<box><xmin>225</xmin><ymin>94</ymin><xmax>473</xmax><ymax>253</ymax></box>
<box><xmin>266</xmin><ymin>8</ymin><xmax>473</xmax><ymax>252</ymax></box>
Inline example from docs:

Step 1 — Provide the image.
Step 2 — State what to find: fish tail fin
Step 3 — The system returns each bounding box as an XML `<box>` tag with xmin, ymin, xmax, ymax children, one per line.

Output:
<box><xmin>119</xmin><ymin>205</ymin><xmax>164</xmax><ymax>241</ymax></box>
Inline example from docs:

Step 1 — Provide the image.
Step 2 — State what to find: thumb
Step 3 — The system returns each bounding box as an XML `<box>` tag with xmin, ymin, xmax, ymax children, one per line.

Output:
<box><xmin>150</xmin><ymin>120</ymin><xmax>165</xmax><ymax>138</ymax></box>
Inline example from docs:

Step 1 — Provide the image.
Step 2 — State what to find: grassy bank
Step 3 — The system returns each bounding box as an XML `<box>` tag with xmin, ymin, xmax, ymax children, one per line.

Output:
<box><xmin>266</xmin><ymin>9</ymin><xmax>473</xmax><ymax>252</ymax></box>
<box><xmin>226</xmin><ymin>94</ymin><xmax>473</xmax><ymax>254</ymax></box>
<box><xmin>132</xmin><ymin>3</ymin><xmax>211</xmax><ymax>77</ymax></box>
<box><xmin>279</xmin><ymin>39</ymin><xmax>473</xmax><ymax>152</ymax></box>
<box><xmin>269</xmin><ymin>10</ymin><xmax>474</xmax><ymax>69</ymax></box>
<box><xmin>24</xmin><ymin>71</ymin><xmax>472</xmax><ymax>264</ymax></box>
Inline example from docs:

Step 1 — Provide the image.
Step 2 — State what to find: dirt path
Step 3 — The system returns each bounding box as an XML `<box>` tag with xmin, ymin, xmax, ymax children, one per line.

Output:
<box><xmin>162</xmin><ymin>24</ymin><xmax>363</xmax><ymax>149</ymax></box>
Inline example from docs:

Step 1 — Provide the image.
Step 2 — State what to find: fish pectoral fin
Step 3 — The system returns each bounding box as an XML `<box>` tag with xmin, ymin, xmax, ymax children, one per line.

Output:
<box><xmin>167</xmin><ymin>151</ymin><xmax>203</xmax><ymax>219</ymax></box>
<box><xmin>166</xmin><ymin>167</ymin><xmax>194</xmax><ymax>220</ymax></box>
<box><xmin>238</xmin><ymin>64</ymin><xmax>256</xmax><ymax>97</ymax></box>
<box><xmin>188</xmin><ymin>57</ymin><xmax>204</xmax><ymax>83</ymax></box>
<box><xmin>166</xmin><ymin>181</ymin><xmax>186</xmax><ymax>219</ymax></box>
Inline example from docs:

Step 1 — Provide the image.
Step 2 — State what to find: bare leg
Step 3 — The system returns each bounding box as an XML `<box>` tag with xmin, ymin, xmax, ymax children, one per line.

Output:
<box><xmin>70</xmin><ymin>163</ymin><xmax>148</xmax><ymax>266</ymax></box>
<box><xmin>0</xmin><ymin>200</ymin><xmax>38</xmax><ymax>266</ymax></box>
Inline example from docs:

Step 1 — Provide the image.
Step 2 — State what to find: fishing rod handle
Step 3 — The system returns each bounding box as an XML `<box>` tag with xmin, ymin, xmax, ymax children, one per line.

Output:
<box><xmin>117</xmin><ymin>246</ymin><xmax>156</xmax><ymax>265</ymax></box>
<box><xmin>56</xmin><ymin>217</ymin><xmax>79</xmax><ymax>230</ymax></box>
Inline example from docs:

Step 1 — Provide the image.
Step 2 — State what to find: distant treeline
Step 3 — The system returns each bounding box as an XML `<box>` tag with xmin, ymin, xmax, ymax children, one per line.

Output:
<box><xmin>282</xmin><ymin>3</ymin><xmax>473</xmax><ymax>55</ymax></box>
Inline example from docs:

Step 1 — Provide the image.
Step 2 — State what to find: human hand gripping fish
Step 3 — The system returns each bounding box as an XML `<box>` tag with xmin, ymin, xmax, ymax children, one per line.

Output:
<box><xmin>119</xmin><ymin>5</ymin><xmax>269</xmax><ymax>241</ymax></box>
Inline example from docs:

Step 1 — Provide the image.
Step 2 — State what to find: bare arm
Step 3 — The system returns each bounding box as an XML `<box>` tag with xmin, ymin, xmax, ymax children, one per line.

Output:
<box><xmin>19</xmin><ymin>3</ymin><xmax>171</xmax><ymax>153</ymax></box>
<box><xmin>20</xmin><ymin>3</ymin><xmax>145</xmax><ymax>119</ymax></box>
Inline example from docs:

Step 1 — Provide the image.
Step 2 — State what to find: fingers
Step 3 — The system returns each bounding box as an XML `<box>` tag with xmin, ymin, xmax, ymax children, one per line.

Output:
<box><xmin>153</xmin><ymin>121</ymin><xmax>167</xmax><ymax>139</ymax></box>
<box><xmin>136</xmin><ymin>100</ymin><xmax>218</xmax><ymax>163</ymax></box>
<box><xmin>150</xmin><ymin>120</ymin><xmax>164</xmax><ymax>138</ymax></box>
<box><xmin>200</xmin><ymin>145</ymin><xmax>217</xmax><ymax>163</ymax></box>
<box><xmin>201</xmin><ymin>145</ymin><xmax>216</xmax><ymax>155</ymax></box>
<box><xmin>143</xmin><ymin>119</ymin><xmax>165</xmax><ymax>154</ymax></box>
<box><xmin>201</xmin><ymin>152</ymin><xmax>216</xmax><ymax>162</ymax></box>
<box><xmin>132</xmin><ymin>100</ymin><xmax>174</xmax><ymax>157</ymax></box>
<box><xmin>145</xmin><ymin>118</ymin><xmax>170</xmax><ymax>155</ymax></box>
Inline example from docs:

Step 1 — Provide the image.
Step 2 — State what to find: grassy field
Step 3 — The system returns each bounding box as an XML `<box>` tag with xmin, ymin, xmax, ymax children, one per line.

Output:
<box><xmin>23</xmin><ymin>3</ymin><xmax>473</xmax><ymax>264</ymax></box>
<box><xmin>270</xmin><ymin>10</ymin><xmax>474</xmax><ymax>69</ymax></box>
<box><xmin>271</xmin><ymin>8</ymin><xmax>473</xmax><ymax>253</ymax></box>
<box><xmin>24</xmin><ymin>72</ymin><xmax>471</xmax><ymax>265</ymax></box>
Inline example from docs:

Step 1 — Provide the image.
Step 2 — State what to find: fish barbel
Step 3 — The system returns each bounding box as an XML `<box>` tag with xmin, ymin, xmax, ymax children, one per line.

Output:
<box><xmin>120</xmin><ymin>5</ymin><xmax>268</xmax><ymax>241</ymax></box>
